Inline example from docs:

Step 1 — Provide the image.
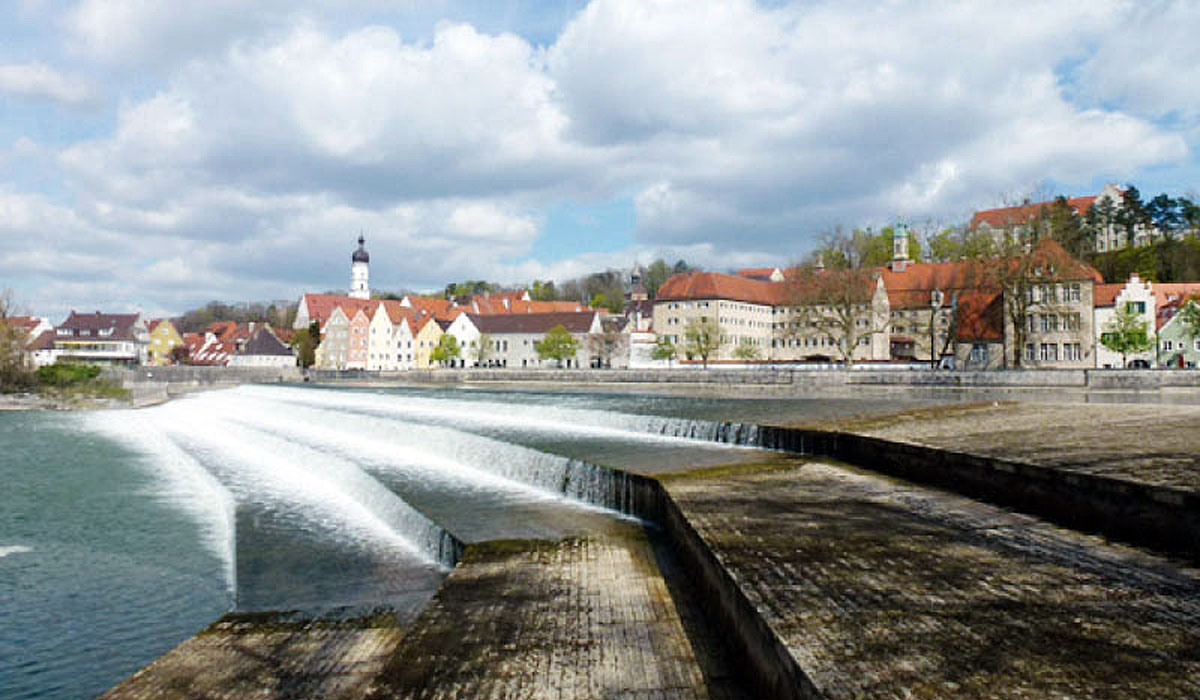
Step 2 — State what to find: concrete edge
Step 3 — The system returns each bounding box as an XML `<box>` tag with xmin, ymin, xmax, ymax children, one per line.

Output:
<box><xmin>756</xmin><ymin>427</ymin><xmax>1200</xmax><ymax>564</ymax></box>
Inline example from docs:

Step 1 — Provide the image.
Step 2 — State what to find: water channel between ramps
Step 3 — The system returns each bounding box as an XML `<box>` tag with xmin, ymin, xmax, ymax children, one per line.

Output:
<box><xmin>99</xmin><ymin>383</ymin><xmax>1200</xmax><ymax>699</ymax></box>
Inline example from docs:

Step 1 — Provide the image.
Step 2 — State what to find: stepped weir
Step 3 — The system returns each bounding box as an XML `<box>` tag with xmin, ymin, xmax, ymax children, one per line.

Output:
<box><xmin>65</xmin><ymin>385</ymin><xmax>1200</xmax><ymax>699</ymax></box>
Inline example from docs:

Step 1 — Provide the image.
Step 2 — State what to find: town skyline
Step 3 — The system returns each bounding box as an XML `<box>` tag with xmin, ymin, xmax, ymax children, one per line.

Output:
<box><xmin>3</xmin><ymin>1</ymin><xmax>1199</xmax><ymax>319</ymax></box>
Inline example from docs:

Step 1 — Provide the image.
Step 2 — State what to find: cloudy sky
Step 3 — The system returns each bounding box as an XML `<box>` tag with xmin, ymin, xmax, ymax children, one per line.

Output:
<box><xmin>2</xmin><ymin>0</ymin><xmax>1197</xmax><ymax>319</ymax></box>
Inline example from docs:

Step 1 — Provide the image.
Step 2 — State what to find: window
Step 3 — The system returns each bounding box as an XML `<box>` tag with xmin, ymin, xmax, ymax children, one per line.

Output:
<box><xmin>1194</xmin><ymin>339</ymin><xmax>1200</xmax><ymax>352</ymax></box>
<box><xmin>1126</xmin><ymin>301</ymin><xmax>1146</xmax><ymax>314</ymax></box>
<box><xmin>1067</xmin><ymin>283</ymin><xmax>1081</xmax><ymax>302</ymax></box>
<box><xmin>970</xmin><ymin>343</ymin><xmax>989</xmax><ymax>364</ymax></box>
<box><xmin>1063</xmin><ymin>343</ymin><xmax>1081</xmax><ymax>361</ymax></box>
<box><xmin>1039</xmin><ymin>343</ymin><xmax>1058</xmax><ymax>362</ymax></box>
<box><xmin>1025</xmin><ymin>343</ymin><xmax>1036</xmax><ymax>362</ymax></box>
<box><xmin>1165</xmin><ymin>340</ymin><xmax>1174</xmax><ymax>351</ymax></box>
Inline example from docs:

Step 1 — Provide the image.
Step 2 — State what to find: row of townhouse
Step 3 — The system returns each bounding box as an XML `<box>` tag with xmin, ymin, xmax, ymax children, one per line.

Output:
<box><xmin>1093</xmin><ymin>275</ymin><xmax>1200</xmax><ymax>368</ymax></box>
<box><xmin>295</xmin><ymin>291</ymin><xmax>605</xmax><ymax>371</ymax></box>
<box><xmin>12</xmin><ymin>311</ymin><xmax>294</xmax><ymax>368</ymax></box>
<box><xmin>652</xmin><ymin>234</ymin><xmax>1126</xmax><ymax>369</ymax></box>
<box><xmin>296</xmin><ymin>236</ymin><xmax>604</xmax><ymax>370</ymax></box>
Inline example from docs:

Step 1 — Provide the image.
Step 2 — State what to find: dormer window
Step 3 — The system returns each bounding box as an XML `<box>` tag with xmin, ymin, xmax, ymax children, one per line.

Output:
<box><xmin>99</xmin><ymin>328</ymin><xmax>113</xmax><ymax>337</ymax></box>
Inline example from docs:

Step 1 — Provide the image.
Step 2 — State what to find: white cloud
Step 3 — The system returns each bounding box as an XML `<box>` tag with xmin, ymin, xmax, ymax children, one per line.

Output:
<box><xmin>1075</xmin><ymin>2</ymin><xmax>1200</xmax><ymax>121</ymax></box>
<box><xmin>3</xmin><ymin>0</ymin><xmax>1196</xmax><ymax>317</ymax></box>
<box><xmin>0</xmin><ymin>61</ymin><xmax>94</xmax><ymax>106</ymax></box>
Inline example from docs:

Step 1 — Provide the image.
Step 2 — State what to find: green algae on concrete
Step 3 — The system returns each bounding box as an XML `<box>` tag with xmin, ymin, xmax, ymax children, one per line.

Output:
<box><xmin>664</xmin><ymin>459</ymin><xmax>1200</xmax><ymax>699</ymax></box>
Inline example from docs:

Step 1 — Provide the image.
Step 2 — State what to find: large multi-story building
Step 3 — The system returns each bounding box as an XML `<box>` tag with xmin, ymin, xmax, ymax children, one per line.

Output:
<box><xmin>54</xmin><ymin>311</ymin><xmax>148</xmax><ymax>366</ymax></box>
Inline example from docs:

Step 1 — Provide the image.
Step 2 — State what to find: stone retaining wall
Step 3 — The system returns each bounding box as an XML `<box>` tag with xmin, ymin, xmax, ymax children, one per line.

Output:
<box><xmin>309</xmin><ymin>366</ymin><xmax>1200</xmax><ymax>391</ymax></box>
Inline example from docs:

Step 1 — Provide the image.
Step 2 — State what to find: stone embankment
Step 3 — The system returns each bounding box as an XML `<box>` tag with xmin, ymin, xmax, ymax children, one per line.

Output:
<box><xmin>310</xmin><ymin>366</ymin><xmax>1200</xmax><ymax>392</ymax></box>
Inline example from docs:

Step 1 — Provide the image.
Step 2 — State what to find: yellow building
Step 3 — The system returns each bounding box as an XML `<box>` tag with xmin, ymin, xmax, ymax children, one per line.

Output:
<box><xmin>412</xmin><ymin>315</ymin><xmax>444</xmax><ymax>369</ymax></box>
<box><xmin>147</xmin><ymin>319</ymin><xmax>184</xmax><ymax>365</ymax></box>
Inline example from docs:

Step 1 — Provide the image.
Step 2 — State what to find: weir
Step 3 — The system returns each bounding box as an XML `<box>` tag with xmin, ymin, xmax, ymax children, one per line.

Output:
<box><xmin>78</xmin><ymin>385</ymin><xmax>1200</xmax><ymax>699</ymax></box>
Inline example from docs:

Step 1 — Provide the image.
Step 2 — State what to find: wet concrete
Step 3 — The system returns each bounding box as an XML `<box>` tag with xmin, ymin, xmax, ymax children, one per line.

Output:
<box><xmin>661</xmin><ymin>458</ymin><xmax>1200</xmax><ymax>699</ymax></box>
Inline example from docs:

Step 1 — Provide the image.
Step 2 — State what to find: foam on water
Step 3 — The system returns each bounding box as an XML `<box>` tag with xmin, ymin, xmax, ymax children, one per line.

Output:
<box><xmin>235</xmin><ymin>384</ymin><xmax>760</xmax><ymax>448</ymax></box>
<box><xmin>83</xmin><ymin>411</ymin><xmax>238</xmax><ymax>597</ymax></box>
<box><xmin>146</xmin><ymin>402</ymin><xmax>450</xmax><ymax>567</ymax></box>
<box><xmin>0</xmin><ymin>545</ymin><xmax>32</xmax><ymax>558</ymax></box>
<box><xmin>209</xmin><ymin>391</ymin><xmax>642</xmax><ymax>514</ymax></box>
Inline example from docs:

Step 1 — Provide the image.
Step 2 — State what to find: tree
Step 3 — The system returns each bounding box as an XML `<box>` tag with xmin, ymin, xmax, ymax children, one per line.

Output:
<box><xmin>1176</xmin><ymin>300</ymin><xmax>1200</xmax><ymax>340</ymax></box>
<box><xmin>429</xmin><ymin>333</ymin><xmax>462</xmax><ymax>367</ymax></box>
<box><xmin>529</xmin><ymin>280</ymin><xmax>557</xmax><ymax>301</ymax></box>
<box><xmin>1146</xmin><ymin>193</ymin><xmax>1182</xmax><ymax>237</ymax></box>
<box><xmin>644</xmin><ymin>259</ymin><xmax>673</xmax><ymax>298</ymax></box>
<box><xmin>1114</xmin><ymin>185</ymin><xmax>1151</xmax><ymax>248</ymax></box>
<box><xmin>587</xmin><ymin>324</ymin><xmax>626</xmax><ymax>368</ymax></box>
<box><xmin>1041</xmin><ymin>196</ymin><xmax>1091</xmax><ymax>258</ymax></box>
<box><xmin>535</xmin><ymin>325</ymin><xmax>581</xmax><ymax>367</ymax></box>
<box><xmin>733</xmin><ymin>342</ymin><xmax>761</xmax><ymax>362</ymax></box>
<box><xmin>475</xmin><ymin>332</ymin><xmax>493</xmax><ymax>366</ymax></box>
<box><xmin>651</xmin><ymin>336</ymin><xmax>676</xmax><ymax>366</ymax></box>
<box><xmin>786</xmin><ymin>229</ymin><xmax>886</xmax><ymax>367</ymax></box>
<box><xmin>0</xmin><ymin>290</ymin><xmax>33</xmax><ymax>391</ymax></box>
<box><xmin>682</xmin><ymin>317</ymin><xmax>721</xmax><ymax>369</ymax></box>
<box><xmin>1100</xmin><ymin>303</ymin><xmax>1155</xmax><ymax>368</ymax></box>
<box><xmin>291</xmin><ymin>321</ymin><xmax>320</xmax><ymax>368</ymax></box>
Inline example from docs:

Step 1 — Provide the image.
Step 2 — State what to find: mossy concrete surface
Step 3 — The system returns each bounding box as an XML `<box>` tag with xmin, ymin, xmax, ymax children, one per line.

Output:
<box><xmin>665</xmin><ymin>459</ymin><xmax>1200</xmax><ymax>699</ymax></box>
<box><xmin>834</xmin><ymin>402</ymin><xmax>1200</xmax><ymax>493</ymax></box>
<box><xmin>364</xmin><ymin>521</ymin><xmax>746</xmax><ymax>699</ymax></box>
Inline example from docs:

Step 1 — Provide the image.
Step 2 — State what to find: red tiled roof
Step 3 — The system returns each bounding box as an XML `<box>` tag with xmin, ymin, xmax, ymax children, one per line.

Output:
<box><xmin>1093</xmin><ymin>283</ymin><xmax>1124</xmax><ymax>308</ymax></box>
<box><xmin>954</xmin><ymin>291</ymin><xmax>1004</xmax><ymax>342</ymax></box>
<box><xmin>1153</xmin><ymin>283</ymin><xmax>1200</xmax><ymax>310</ymax></box>
<box><xmin>656</xmin><ymin>271</ymin><xmax>783</xmax><ymax>305</ymax></box>
<box><xmin>300</xmin><ymin>294</ymin><xmax>378</xmax><ymax>326</ymax></box>
<box><xmin>970</xmin><ymin>195</ymin><xmax>1099</xmax><ymax>229</ymax></box>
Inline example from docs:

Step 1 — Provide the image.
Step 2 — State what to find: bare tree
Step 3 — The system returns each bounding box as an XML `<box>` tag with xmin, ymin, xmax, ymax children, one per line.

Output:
<box><xmin>683</xmin><ymin>317</ymin><xmax>721</xmax><ymax>369</ymax></box>
<box><xmin>783</xmin><ymin>230</ymin><xmax>886</xmax><ymax>367</ymax></box>
<box><xmin>0</xmin><ymin>290</ymin><xmax>33</xmax><ymax>391</ymax></box>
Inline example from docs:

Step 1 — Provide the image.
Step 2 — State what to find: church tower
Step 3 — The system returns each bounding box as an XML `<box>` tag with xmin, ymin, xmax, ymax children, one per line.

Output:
<box><xmin>350</xmin><ymin>234</ymin><xmax>370</xmax><ymax>299</ymax></box>
<box><xmin>891</xmin><ymin>223</ymin><xmax>911</xmax><ymax>272</ymax></box>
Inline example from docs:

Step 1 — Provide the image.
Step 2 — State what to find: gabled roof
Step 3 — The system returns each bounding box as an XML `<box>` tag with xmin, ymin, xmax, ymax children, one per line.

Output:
<box><xmin>1093</xmin><ymin>283</ymin><xmax>1124</xmax><ymax>308</ymax></box>
<box><xmin>878</xmin><ymin>260</ymin><xmax>983</xmax><ymax>309</ymax></box>
<box><xmin>28</xmin><ymin>329</ymin><xmax>56</xmax><ymax>351</ymax></box>
<box><xmin>300</xmin><ymin>293</ymin><xmax>377</xmax><ymax>326</ymax></box>
<box><xmin>656</xmin><ymin>271</ymin><xmax>782</xmax><ymax>305</ymax></box>
<box><xmin>954</xmin><ymin>291</ymin><xmax>1004</xmax><ymax>342</ymax></box>
<box><xmin>238</xmin><ymin>327</ymin><xmax>294</xmax><ymax>357</ymax></box>
<box><xmin>970</xmin><ymin>195</ymin><xmax>1100</xmax><ymax>229</ymax></box>
<box><xmin>468</xmin><ymin>311</ymin><xmax>599</xmax><ymax>334</ymax></box>
<box><xmin>1154</xmin><ymin>283</ymin><xmax>1200</xmax><ymax>310</ymax></box>
<box><xmin>59</xmin><ymin>311</ymin><xmax>141</xmax><ymax>340</ymax></box>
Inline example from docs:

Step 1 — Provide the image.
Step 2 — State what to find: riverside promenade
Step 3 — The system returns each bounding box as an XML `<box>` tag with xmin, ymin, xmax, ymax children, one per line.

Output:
<box><xmin>100</xmin><ymin>385</ymin><xmax>1200</xmax><ymax>699</ymax></box>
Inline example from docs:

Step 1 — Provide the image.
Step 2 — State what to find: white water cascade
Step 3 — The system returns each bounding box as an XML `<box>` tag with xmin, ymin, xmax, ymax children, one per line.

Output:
<box><xmin>85</xmin><ymin>411</ymin><xmax>239</xmax><ymax>598</ymax></box>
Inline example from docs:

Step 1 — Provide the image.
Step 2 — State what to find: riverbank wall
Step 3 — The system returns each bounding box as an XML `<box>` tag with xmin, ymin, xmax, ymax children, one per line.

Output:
<box><xmin>308</xmin><ymin>366</ymin><xmax>1200</xmax><ymax>392</ymax></box>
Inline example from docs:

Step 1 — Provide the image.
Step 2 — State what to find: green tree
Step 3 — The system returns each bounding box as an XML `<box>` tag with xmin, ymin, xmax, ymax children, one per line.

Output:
<box><xmin>475</xmin><ymin>332</ymin><xmax>493</xmax><ymax>366</ymax></box>
<box><xmin>683</xmin><ymin>317</ymin><xmax>721</xmax><ymax>369</ymax></box>
<box><xmin>529</xmin><ymin>280</ymin><xmax>557</xmax><ymax>301</ymax></box>
<box><xmin>535</xmin><ymin>324</ymin><xmax>581</xmax><ymax>367</ymax></box>
<box><xmin>651</xmin><ymin>335</ymin><xmax>676</xmax><ymax>366</ymax></box>
<box><xmin>1176</xmin><ymin>300</ymin><xmax>1200</xmax><ymax>340</ymax></box>
<box><xmin>1100</xmin><ymin>303</ymin><xmax>1155</xmax><ymax>368</ymax></box>
<box><xmin>429</xmin><ymin>333</ymin><xmax>462</xmax><ymax>367</ymax></box>
<box><xmin>291</xmin><ymin>320</ymin><xmax>320</xmax><ymax>368</ymax></box>
<box><xmin>644</xmin><ymin>259</ymin><xmax>673</xmax><ymax>298</ymax></box>
<box><xmin>733</xmin><ymin>342</ymin><xmax>761</xmax><ymax>362</ymax></box>
<box><xmin>1041</xmin><ymin>196</ymin><xmax>1090</xmax><ymax>258</ymax></box>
